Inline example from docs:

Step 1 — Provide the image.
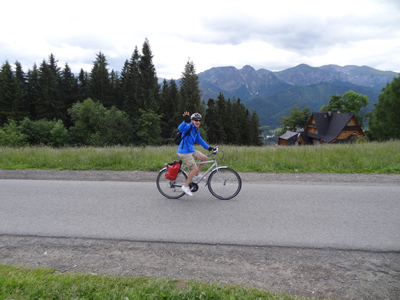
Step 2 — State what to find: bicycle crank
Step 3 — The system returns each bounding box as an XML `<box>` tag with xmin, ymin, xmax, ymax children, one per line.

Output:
<box><xmin>189</xmin><ymin>182</ymin><xmax>199</xmax><ymax>192</ymax></box>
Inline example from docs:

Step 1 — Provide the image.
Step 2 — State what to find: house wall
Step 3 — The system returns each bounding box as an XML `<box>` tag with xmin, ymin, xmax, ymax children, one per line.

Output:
<box><xmin>278</xmin><ymin>138</ymin><xmax>288</xmax><ymax>145</ymax></box>
<box><xmin>311</xmin><ymin>139</ymin><xmax>320</xmax><ymax>145</ymax></box>
<box><xmin>331</xmin><ymin>116</ymin><xmax>364</xmax><ymax>143</ymax></box>
<box><xmin>295</xmin><ymin>136</ymin><xmax>306</xmax><ymax>145</ymax></box>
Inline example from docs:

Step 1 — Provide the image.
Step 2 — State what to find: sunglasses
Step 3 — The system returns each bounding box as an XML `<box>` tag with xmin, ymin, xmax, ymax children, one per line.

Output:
<box><xmin>193</xmin><ymin>119</ymin><xmax>201</xmax><ymax>122</ymax></box>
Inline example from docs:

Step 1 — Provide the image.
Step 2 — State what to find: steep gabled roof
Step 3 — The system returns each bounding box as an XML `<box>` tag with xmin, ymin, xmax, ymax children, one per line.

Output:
<box><xmin>309</xmin><ymin>112</ymin><xmax>354</xmax><ymax>143</ymax></box>
<box><xmin>280</xmin><ymin>131</ymin><xmax>298</xmax><ymax>140</ymax></box>
<box><xmin>279</xmin><ymin>131</ymin><xmax>298</xmax><ymax>145</ymax></box>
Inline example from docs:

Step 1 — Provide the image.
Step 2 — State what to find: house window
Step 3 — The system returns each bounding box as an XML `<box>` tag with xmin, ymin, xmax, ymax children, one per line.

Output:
<box><xmin>347</xmin><ymin>120</ymin><xmax>354</xmax><ymax>125</ymax></box>
<box><xmin>343</xmin><ymin>132</ymin><xmax>346</xmax><ymax>136</ymax></box>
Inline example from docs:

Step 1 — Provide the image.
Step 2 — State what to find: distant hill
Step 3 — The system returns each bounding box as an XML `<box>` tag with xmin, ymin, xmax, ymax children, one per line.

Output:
<box><xmin>196</xmin><ymin>64</ymin><xmax>398</xmax><ymax>127</ymax></box>
<box><xmin>244</xmin><ymin>82</ymin><xmax>380</xmax><ymax>127</ymax></box>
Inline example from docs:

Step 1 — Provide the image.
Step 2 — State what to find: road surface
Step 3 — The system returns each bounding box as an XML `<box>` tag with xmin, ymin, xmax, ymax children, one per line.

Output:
<box><xmin>1</xmin><ymin>177</ymin><xmax>399</xmax><ymax>251</ymax></box>
<box><xmin>1</xmin><ymin>170</ymin><xmax>400</xmax><ymax>299</ymax></box>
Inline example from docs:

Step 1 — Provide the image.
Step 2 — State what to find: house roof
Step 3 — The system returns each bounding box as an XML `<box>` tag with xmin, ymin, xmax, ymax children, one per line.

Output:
<box><xmin>280</xmin><ymin>131</ymin><xmax>298</xmax><ymax>140</ymax></box>
<box><xmin>279</xmin><ymin>131</ymin><xmax>298</xmax><ymax>145</ymax></box>
<box><xmin>309</xmin><ymin>112</ymin><xmax>354</xmax><ymax>143</ymax></box>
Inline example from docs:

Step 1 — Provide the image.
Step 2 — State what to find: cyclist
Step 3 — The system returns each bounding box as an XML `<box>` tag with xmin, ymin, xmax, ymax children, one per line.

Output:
<box><xmin>177</xmin><ymin>111</ymin><xmax>215</xmax><ymax>196</ymax></box>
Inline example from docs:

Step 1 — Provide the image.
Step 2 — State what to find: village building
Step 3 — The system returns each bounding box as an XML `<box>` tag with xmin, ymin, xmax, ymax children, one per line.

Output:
<box><xmin>278</xmin><ymin>112</ymin><xmax>364</xmax><ymax>145</ymax></box>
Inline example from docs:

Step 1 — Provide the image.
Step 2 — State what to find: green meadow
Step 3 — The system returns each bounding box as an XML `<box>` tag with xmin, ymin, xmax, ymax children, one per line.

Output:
<box><xmin>1</xmin><ymin>141</ymin><xmax>399</xmax><ymax>174</ymax></box>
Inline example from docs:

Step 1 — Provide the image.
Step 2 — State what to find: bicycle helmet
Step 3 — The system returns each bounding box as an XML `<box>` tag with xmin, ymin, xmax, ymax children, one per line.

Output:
<box><xmin>191</xmin><ymin>113</ymin><xmax>202</xmax><ymax>120</ymax></box>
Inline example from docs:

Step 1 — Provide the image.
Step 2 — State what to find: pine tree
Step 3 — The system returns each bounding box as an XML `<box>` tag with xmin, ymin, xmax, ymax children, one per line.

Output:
<box><xmin>138</xmin><ymin>39</ymin><xmax>159</xmax><ymax>112</ymax></box>
<box><xmin>168</xmin><ymin>79</ymin><xmax>181</xmax><ymax>136</ymax></box>
<box><xmin>179</xmin><ymin>59</ymin><xmax>203</xmax><ymax>115</ymax></box>
<box><xmin>0</xmin><ymin>60</ymin><xmax>30</xmax><ymax>125</ymax></box>
<box><xmin>78</xmin><ymin>68</ymin><xmax>90</xmax><ymax>101</ymax></box>
<box><xmin>61</xmin><ymin>63</ymin><xmax>79</xmax><ymax>126</ymax></box>
<box><xmin>14</xmin><ymin>61</ymin><xmax>30</xmax><ymax>120</ymax></box>
<box><xmin>232</xmin><ymin>98</ymin><xmax>250</xmax><ymax>145</ymax></box>
<box><xmin>204</xmin><ymin>98</ymin><xmax>219</xmax><ymax>144</ymax></box>
<box><xmin>0</xmin><ymin>61</ymin><xmax>18</xmax><ymax>125</ymax></box>
<box><xmin>48</xmin><ymin>54</ymin><xmax>61</xmax><ymax>75</ymax></box>
<box><xmin>61</xmin><ymin>64</ymin><xmax>78</xmax><ymax>106</ymax></box>
<box><xmin>160</xmin><ymin>79</ymin><xmax>171</xmax><ymax>139</ymax></box>
<box><xmin>127</xmin><ymin>47</ymin><xmax>140</xmax><ymax>119</ymax></box>
<box><xmin>26</xmin><ymin>64</ymin><xmax>39</xmax><ymax>119</ymax></box>
<box><xmin>120</xmin><ymin>60</ymin><xmax>131</xmax><ymax>114</ymax></box>
<box><xmin>14</xmin><ymin>61</ymin><xmax>27</xmax><ymax>94</ymax></box>
<box><xmin>122</xmin><ymin>47</ymin><xmax>140</xmax><ymax>121</ymax></box>
<box><xmin>224</xmin><ymin>98</ymin><xmax>236</xmax><ymax>144</ymax></box>
<box><xmin>159</xmin><ymin>79</ymin><xmax>180</xmax><ymax>140</ymax></box>
<box><xmin>89</xmin><ymin>52</ymin><xmax>113</xmax><ymax>107</ymax></box>
<box><xmin>35</xmin><ymin>54</ymin><xmax>67</xmax><ymax>121</ymax></box>
<box><xmin>215</xmin><ymin>92</ymin><xmax>227</xmax><ymax>143</ymax></box>
<box><xmin>110</xmin><ymin>69</ymin><xmax>121</xmax><ymax>108</ymax></box>
<box><xmin>249</xmin><ymin>110</ymin><xmax>263</xmax><ymax>146</ymax></box>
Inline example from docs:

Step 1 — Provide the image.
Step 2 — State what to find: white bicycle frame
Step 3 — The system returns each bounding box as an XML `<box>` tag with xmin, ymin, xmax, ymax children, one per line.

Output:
<box><xmin>180</xmin><ymin>148</ymin><xmax>227</xmax><ymax>186</ymax></box>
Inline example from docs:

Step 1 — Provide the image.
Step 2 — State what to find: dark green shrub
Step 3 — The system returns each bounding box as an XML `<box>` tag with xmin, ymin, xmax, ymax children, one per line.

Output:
<box><xmin>50</xmin><ymin>120</ymin><xmax>69</xmax><ymax>147</ymax></box>
<box><xmin>20</xmin><ymin>118</ymin><xmax>56</xmax><ymax>145</ymax></box>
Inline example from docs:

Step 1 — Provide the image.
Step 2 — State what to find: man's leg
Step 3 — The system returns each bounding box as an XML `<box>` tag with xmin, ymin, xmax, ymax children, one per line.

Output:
<box><xmin>194</xmin><ymin>152</ymin><xmax>208</xmax><ymax>174</ymax></box>
<box><xmin>186</xmin><ymin>167</ymin><xmax>199</xmax><ymax>185</ymax></box>
<box><xmin>178</xmin><ymin>153</ymin><xmax>197</xmax><ymax>195</ymax></box>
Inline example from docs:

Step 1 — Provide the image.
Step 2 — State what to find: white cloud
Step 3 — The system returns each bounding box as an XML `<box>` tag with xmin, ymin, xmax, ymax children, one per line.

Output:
<box><xmin>1</xmin><ymin>0</ymin><xmax>399</xmax><ymax>78</ymax></box>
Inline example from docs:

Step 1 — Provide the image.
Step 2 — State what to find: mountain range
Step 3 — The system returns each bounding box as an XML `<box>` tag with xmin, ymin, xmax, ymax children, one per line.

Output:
<box><xmin>197</xmin><ymin>64</ymin><xmax>398</xmax><ymax>127</ymax></box>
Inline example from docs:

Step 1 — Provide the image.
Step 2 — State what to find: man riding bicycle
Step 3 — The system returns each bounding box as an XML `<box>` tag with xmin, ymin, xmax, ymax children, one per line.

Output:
<box><xmin>177</xmin><ymin>111</ymin><xmax>215</xmax><ymax>196</ymax></box>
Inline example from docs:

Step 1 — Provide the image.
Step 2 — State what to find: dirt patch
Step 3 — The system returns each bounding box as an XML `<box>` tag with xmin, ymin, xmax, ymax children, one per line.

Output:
<box><xmin>1</xmin><ymin>235</ymin><xmax>399</xmax><ymax>300</ymax></box>
<box><xmin>1</xmin><ymin>170</ymin><xmax>400</xmax><ymax>299</ymax></box>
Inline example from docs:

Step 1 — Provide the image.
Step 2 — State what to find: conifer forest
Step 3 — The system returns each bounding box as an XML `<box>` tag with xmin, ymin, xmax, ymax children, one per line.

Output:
<box><xmin>0</xmin><ymin>39</ymin><xmax>263</xmax><ymax>147</ymax></box>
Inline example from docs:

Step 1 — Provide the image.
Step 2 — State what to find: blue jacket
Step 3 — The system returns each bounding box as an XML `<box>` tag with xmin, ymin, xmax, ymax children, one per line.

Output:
<box><xmin>177</xmin><ymin>121</ymin><xmax>209</xmax><ymax>154</ymax></box>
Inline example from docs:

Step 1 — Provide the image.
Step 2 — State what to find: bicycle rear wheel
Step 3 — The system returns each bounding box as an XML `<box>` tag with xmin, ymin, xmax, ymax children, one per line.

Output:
<box><xmin>156</xmin><ymin>168</ymin><xmax>188</xmax><ymax>199</ymax></box>
<box><xmin>207</xmin><ymin>167</ymin><xmax>242</xmax><ymax>200</ymax></box>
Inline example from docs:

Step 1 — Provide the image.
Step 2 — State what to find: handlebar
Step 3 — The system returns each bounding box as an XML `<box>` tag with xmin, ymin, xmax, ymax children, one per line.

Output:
<box><xmin>207</xmin><ymin>146</ymin><xmax>218</xmax><ymax>157</ymax></box>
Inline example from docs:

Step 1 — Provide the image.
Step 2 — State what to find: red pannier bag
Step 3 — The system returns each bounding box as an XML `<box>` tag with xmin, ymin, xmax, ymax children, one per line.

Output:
<box><xmin>165</xmin><ymin>160</ymin><xmax>182</xmax><ymax>181</ymax></box>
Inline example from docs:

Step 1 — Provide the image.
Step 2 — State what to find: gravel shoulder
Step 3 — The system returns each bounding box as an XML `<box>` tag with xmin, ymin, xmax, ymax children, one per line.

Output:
<box><xmin>1</xmin><ymin>169</ymin><xmax>400</xmax><ymax>185</ymax></box>
<box><xmin>1</xmin><ymin>170</ymin><xmax>400</xmax><ymax>300</ymax></box>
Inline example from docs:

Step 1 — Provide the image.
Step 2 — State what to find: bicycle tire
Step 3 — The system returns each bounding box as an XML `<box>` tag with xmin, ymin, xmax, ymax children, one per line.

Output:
<box><xmin>207</xmin><ymin>167</ymin><xmax>242</xmax><ymax>200</ymax></box>
<box><xmin>156</xmin><ymin>168</ymin><xmax>188</xmax><ymax>199</ymax></box>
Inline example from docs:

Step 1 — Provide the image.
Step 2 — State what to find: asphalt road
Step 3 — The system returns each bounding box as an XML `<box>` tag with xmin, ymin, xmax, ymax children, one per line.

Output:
<box><xmin>1</xmin><ymin>178</ymin><xmax>399</xmax><ymax>251</ymax></box>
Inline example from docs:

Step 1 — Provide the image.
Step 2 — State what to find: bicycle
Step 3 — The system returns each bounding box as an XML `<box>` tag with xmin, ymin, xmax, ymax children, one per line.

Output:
<box><xmin>156</xmin><ymin>147</ymin><xmax>242</xmax><ymax>200</ymax></box>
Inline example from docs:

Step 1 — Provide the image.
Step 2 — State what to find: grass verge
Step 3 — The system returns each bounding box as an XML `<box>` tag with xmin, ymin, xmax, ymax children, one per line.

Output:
<box><xmin>0</xmin><ymin>264</ymin><xmax>313</xmax><ymax>300</ymax></box>
<box><xmin>0</xmin><ymin>141</ymin><xmax>399</xmax><ymax>173</ymax></box>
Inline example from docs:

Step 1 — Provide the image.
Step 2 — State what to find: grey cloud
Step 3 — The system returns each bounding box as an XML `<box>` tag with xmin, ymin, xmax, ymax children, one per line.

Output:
<box><xmin>0</xmin><ymin>44</ymin><xmax>43</xmax><ymax>70</ymax></box>
<box><xmin>193</xmin><ymin>6</ymin><xmax>400</xmax><ymax>55</ymax></box>
<box><xmin>45</xmin><ymin>33</ymin><xmax>115</xmax><ymax>52</ymax></box>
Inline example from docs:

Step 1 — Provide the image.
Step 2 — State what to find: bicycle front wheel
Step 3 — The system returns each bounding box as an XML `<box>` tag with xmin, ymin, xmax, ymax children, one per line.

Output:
<box><xmin>207</xmin><ymin>167</ymin><xmax>242</xmax><ymax>200</ymax></box>
<box><xmin>156</xmin><ymin>168</ymin><xmax>188</xmax><ymax>199</ymax></box>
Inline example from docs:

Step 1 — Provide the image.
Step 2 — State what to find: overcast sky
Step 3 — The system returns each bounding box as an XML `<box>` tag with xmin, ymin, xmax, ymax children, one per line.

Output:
<box><xmin>2</xmin><ymin>0</ymin><xmax>399</xmax><ymax>79</ymax></box>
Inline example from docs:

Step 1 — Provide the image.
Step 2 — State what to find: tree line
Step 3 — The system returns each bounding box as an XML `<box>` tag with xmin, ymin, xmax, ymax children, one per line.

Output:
<box><xmin>0</xmin><ymin>39</ymin><xmax>262</xmax><ymax>147</ymax></box>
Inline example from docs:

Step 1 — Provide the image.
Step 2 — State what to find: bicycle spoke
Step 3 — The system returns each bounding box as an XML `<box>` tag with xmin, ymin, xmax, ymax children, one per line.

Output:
<box><xmin>156</xmin><ymin>169</ymin><xmax>187</xmax><ymax>199</ymax></box>
<box><xmin>208</xmin><ymin>168</ymin><xmax>241</xmax><ymax>200</ymax></box>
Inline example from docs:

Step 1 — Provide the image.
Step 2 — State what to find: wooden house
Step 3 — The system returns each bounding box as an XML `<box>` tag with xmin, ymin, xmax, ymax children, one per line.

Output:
<box><xmin>278</xmin><ymin>131</ymin><xmax>298</xmax><ymax>145</ymax></box>
<box><xmin>278</xmin><ymin>112</ymin><xmax>364</xmax><ymax>145</ymax></box>
<box><xmin>305</xmin><ymin>112</ymin><xmax>364</xmax><ymax>145</ymax></box>
<box><xmin>278</xmin><ymin>131</ymin><xmax>311</xmax><ymax>146</ymax></box>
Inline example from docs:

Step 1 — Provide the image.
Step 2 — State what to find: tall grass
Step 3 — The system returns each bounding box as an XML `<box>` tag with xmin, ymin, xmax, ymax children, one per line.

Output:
<box><xmin>0</xmin><ymin>264</ymin><xmax>311</xmax><ymax>300</ymax></box>
<box><xmin>0</xmin><ymin>141</ymin><xmax>399</xmax><ymax>173</ymax></box>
